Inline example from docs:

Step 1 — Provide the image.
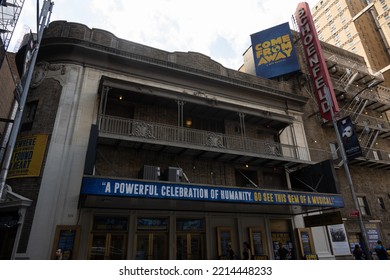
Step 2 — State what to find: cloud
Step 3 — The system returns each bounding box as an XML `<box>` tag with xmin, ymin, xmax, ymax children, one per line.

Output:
<box><xmin>10</xmin><ymin>0</ymin><xmax>319</xmax><ymax>69</ymax></box>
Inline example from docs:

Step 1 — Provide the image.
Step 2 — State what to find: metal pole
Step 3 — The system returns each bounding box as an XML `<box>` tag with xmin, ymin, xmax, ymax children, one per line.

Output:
<box><xmin>324</xmin><ymin>86</ymin><xmax>372</xmax><ymax>260</ymax></box>
<box><xmin>0</xmin><ymin>0</ymin><xmax>54</xmax><ymax>200</ymax></box>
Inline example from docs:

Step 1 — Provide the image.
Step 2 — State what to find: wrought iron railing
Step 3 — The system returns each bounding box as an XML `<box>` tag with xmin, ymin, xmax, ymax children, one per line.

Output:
<box><xmin>98</xmin><ymin>115</ymin><xmax>390</xmax><ymax>167</ymax></box>
<box><xmin>98</xmin><ymin>115</ymin><xmax>312</xmax><ymax>162</ymax></box>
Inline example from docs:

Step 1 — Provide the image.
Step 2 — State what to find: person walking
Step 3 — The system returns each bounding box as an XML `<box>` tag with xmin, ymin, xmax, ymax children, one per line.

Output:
<box><xmin>352</xmin><ymin>244</ymin><xmax>364</xmax><ymax>260</ymax></box>
<box><xmin>277</xmin><ymin>242</ymin><xmax>290</xmax><ymax>260</ymax></box>
<box><xmin>242</xmin><ymin>241</ymin><xmax>251</xmax><ymax>260</ymax></box>
<box><xmin>374</xmin><ymin>240</ymin><xmax>389</xmax><ymax>260</ymax></box>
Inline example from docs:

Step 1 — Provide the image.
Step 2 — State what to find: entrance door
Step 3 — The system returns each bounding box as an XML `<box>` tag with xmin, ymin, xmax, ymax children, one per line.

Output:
<box><xmin>0</xmin><ymin>211</ymin><xmax>19</xmax><ymax>259</ymax></box>
<box><xmin>176</xmin><ymin>233</ymin><xmax>205</xmax><ymax>259</ymax></box>
<box><xmin>89</xmin><ymin>216</ymin><xmax>129</xmax><ymax>259</ymax></box>
<box><xmin>176</xmin><ymin>218</ymin><xmax>205</xmax><ymax>260</ymax></box>
<box><xmin>89</xmin><ymin>233</ymin><xmax>127</xmax><ymax>260</ymax></box>
<box><xmin>135</xmin><ymin>233</ymin><xmax>168</xmax><ymax>260</ymax></box>
<box><xmin>0</xmin><ymin>227</ymin><xmax>17</xmax><ymax>259</ymax></box>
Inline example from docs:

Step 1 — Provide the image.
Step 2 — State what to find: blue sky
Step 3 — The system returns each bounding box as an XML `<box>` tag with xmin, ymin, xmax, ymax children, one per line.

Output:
<box><xmin>10</xmin><ymin>0</ymin><xmax>319</xmax><ymax>69</ymax></box>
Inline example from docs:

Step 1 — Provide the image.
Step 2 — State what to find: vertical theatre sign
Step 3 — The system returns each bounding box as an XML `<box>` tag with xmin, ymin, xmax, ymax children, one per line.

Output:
<box><xmin>8</xmin><ymin>134</ymin><xmax>48</xmax><ymax>178</ymax></box>
<box><xmin>250</xmin><ymin>22</ymin><xmax>300</xmax><ymax>79</ymax></box>
<box><xmin>295</xmin><ymin>2</ymin><xmax>339</xmax><ymax>121</ymax></box>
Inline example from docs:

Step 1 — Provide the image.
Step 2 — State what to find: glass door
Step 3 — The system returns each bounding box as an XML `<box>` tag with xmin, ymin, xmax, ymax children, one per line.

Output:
<box><xmin>135</xmin><ymin>233</ymin><xmax>168</xmax><ymax>260</ymax></box>
<box><xmin>89</xmin><ymin>233</ymin><xmax>127</xmax><ymax>260</ymax></box>
<box><xmin>177</xmin><ymin>233</ymin><xmax>205</xmax><ymax>259</ymax></box>
<box><xmin>176</xmin><ymin>219</ymin><xmax>205</xmax><ymax>260</ymax></box>
<box><xmin>89</xmin><ymin>216</ymin><xmax>129</xmax><ymax>260</ymax></box>
<box><xmin>135</xmin><ymin>217</ymin><xmax>169</xmax><ymax>260</ymax></box>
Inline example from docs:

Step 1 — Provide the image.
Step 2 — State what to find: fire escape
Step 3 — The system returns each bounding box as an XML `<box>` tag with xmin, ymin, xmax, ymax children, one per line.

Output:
<box><xmin>0</xmin><ymin>0</ymin><xmax>24</xmax><ymax>53</ymax></box>
<box><xmin>326</xmin><ymin>53</ymin><xmax>390</xmax><ymax>169</ymax></box>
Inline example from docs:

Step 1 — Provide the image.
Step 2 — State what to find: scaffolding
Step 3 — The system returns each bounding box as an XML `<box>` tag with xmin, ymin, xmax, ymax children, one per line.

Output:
<box><xmin>0</xmin><ymin>0</ymin><xmax>25</xmax><ymax>52</ymax></box>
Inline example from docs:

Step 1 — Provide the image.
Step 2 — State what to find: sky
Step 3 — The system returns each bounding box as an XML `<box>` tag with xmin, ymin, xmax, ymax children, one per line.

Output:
<box><xmin>9</xmin><ymin>0</ymin><xmax>319</xmax><ymax>70</ymax></box>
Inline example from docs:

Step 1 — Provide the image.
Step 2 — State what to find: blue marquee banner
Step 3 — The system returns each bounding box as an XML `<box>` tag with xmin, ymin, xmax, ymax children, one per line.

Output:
<box><xmin>250</xmin><ymin>22</ymin><xmax>300</xmax><ymax>79</ymax></box>
<box><xmin>81</xmin><ymin>177</ymin><xmax>344</xmax><ymax>208</ymax></box>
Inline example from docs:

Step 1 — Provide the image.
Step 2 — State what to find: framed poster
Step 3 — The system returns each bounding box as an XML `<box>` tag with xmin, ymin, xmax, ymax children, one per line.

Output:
<box><xmin>297</xmin><ymin>228</ymin><xmax>315</xmax><ymax>258</ymax></box>
<box><xmin>272</xmin><ymin>232</ymin><xmax>293</xmax><ymax>260</ymax></box>
<box><xmin>217</xmin><ymin>227</ymin><xmax>233</xmax><ymax>259</ymax></box>
<box><xmin>327</xmin><ymin>224</ymin><xmax>350</xmax><ymax>256</ymax></box>
<box><xmin>249</xmin><ymin>227</ymin><xmax>265</xmax><ymax>257</ymax></box>
<box><xmin>51</xmin><ymin>225</ymin><xmax>81</xmax><ymax>260</ymax></box>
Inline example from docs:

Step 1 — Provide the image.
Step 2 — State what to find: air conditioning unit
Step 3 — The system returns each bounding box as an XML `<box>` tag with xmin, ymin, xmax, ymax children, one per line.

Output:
<box><xmin>139</xmin><ymin>165</ymin><xmax>160</xmax><ymax>180</ymax></box>
<box><xmin>164</xmin><ymin>167</ymin><xmax>183</xmax><ymax>182</ymax></box>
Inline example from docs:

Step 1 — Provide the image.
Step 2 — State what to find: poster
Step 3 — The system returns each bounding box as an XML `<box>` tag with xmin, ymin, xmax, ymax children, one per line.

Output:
<box><xmin>327</xmin><ymin>224</ymin><xmax>351</xmax><ymax>256</ymax></box>
<box><xmin>52</xmin><ymin>225</ymin><xmax>80</xmax><ymax>260</ymax></box>
<box><xmin>250</xmin><ymin>229</ymin><xmax>264</xmax><ymax>255</ymax></box>
<box><xmin>337</xmin><ymin>116</ymin><xmax>362</xmax><ymax>160</ymax></box>
<box><xmin>217</xmin><ymin>227</ymin><xmax>233</xmax><ymax>259</ymax></box>
<box><xmin>365</xmin><ymin>223</ymin><xmax>381</xmax><ymax>250</ymax></box>
<box><xmin>8</xmin><ymin>134</ymin><xmax>48</xmax><ymax>178</ymax></box>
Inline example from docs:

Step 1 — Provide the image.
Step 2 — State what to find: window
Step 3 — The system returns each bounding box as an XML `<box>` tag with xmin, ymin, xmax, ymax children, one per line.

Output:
<box><xmin>378</xmin><ymin>197</ymin><xmax>386</xmax><ymax>210</ymax></box>
<box><xmin>235</xmin><ymin>169</ymin><xmax>258</xmax><ymax>188</ymax></box>
<box><xmin>357</xmin><ymin>196</ymin><xmax>371</xmax><ymax>216</ymax></box>
<box><xmin>21</xmin><ymin>100</ymin><xmax>38</xmax><ymax>131</ymax></box>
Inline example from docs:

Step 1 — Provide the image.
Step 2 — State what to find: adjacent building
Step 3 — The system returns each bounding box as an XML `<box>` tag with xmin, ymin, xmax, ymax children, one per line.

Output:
<box><xmin>311</xmin><ymin>0</ymin><xmax>390</xmax><ymax>86</ymax></box>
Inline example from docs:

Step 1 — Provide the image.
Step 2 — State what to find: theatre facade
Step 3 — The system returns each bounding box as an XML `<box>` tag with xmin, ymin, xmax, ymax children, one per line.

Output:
<box><xmin>5</xmin><ymin>20</ymin><xmax>352</xmax><ymax>260</ymax></box>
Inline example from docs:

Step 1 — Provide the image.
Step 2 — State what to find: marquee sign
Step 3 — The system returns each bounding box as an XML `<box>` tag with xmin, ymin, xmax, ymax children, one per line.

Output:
<box><xmin>295</xmin><ymin>2</ymin><xmax>339</xmax><ymax>121</ymax></box>
<box><xmin>81</xmin><ymin>176</ymin><xmax>345</xmax><ymax>208</ymax></box>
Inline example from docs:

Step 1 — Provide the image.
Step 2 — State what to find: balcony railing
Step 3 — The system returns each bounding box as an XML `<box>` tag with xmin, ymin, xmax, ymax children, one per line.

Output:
<box><xmin>98</xmin><ymin>115</ymin><xmax>311</xmax><ymax>163</ymax></box>
<box><xmin>98</xmin><ymin>115</ymin><xmax>390</xmax><ymax>168</ymax></box>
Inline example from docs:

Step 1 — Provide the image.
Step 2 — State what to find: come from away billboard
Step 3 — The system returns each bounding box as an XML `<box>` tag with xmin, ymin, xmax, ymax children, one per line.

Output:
<box><xmin>250</xmin><ymin>22</ymin><xmax>300</xmax><ymax>79</ymax></box>
<box><xmin>81</xmin><ymin>176</ymin><xmax>345</xmax><ymax>208</ymax></box>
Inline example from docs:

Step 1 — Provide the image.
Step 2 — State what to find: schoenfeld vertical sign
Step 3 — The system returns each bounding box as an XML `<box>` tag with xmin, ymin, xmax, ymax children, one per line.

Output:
<box><xmin>295</xmin><ymin>2</ymin><xmax>339</xmax><ymax>121</ymax></box>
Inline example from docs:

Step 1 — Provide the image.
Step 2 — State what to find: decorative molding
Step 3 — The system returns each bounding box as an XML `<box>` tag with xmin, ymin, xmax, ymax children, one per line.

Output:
<box><xmin>31</xmin><ymin>61</ymin><xmax>66</xmax><ymax>88</ymax></box>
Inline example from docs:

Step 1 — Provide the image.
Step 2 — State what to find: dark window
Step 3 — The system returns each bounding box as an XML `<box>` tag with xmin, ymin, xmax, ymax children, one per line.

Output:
<box><xmin>378</xmin><ymin>197</ymin><xmax>386</xmax><ymax>210</ymax></box>
<box><xmin>357</xmin><ymin>196</ymin><xmax>371</xmax><ymax>216</ymax></box>
<box><xmin>235</xmin><ymin>168</ymin><xmax>258</xmax><ymax>188</ymax></box>
<box><xmin>21</xmin><ymin>100</ymin><xmax>38</xmax><ymax>131</ymax></box>
<box><xmin>186</xmin><ymin>115</ymin><xmax>225</xmax><ymax>133</ymax></box>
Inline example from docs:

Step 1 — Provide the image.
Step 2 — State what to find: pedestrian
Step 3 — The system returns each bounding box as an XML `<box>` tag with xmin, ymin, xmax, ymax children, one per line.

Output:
<box><xmin>374</xmin><ymin>240</ymin><xmax>389</xmax><ymax>260</ymax></box>
<box><xmin>277</xmin><ymin>242</ymin><xmax>290</xmax><ymax>260</ymax></box>
<box><xmin>227</xmin><ymin>242</ymin><xmax>235</xmax><ymax>260</ymax></box>
<box><xmin>352</xmin><ymin>244</ymin><xmax>364</xmax><ymax>260</ymax></box>
<box><xmin>242</xmin><ymin>241</ymin><xmax>251</xmax><ymax>260</ymax></box>
<box><xmin>55</xmin><ymin>248</ymin><xmax>63</xmax><ymax>260</ymax></box>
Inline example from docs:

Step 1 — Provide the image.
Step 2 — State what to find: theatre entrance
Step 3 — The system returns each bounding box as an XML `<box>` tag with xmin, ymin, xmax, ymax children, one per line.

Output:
<box><xmin>88</xmin><ymin>216</ymin><xmax>128</xmax><ymax>260</ymax></box>
<box><xmin>135</xmin><ymin>218</ymin><xmax>169</xmax><ymax>259</ymax></box>
<box><xmin>176</xmin><ymin>218</ymin><xmax>206</xmax><ymax>260</ymax></box>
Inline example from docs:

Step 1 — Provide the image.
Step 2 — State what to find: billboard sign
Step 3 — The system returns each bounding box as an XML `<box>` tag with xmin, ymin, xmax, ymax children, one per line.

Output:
<box><xmin>295</xmin><ymin>2</ymin><xmax>339</xmax><ymax>121</ymax></box>
<box><xmin>250</xmin><ymin>22</ymin><xmax>300</xmax><ymax>78</ymax></box>
<box><xmin>8</xmin><ymin>134</ymin><xmax>48</xmax><ymax>178</ymax></box>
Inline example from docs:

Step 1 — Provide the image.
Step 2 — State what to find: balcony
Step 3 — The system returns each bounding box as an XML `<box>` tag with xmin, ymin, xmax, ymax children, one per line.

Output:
<box><xmin>98</xmin><ymin>115</ymin><xmax>312</xmax><ymax>169</ymax></box>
